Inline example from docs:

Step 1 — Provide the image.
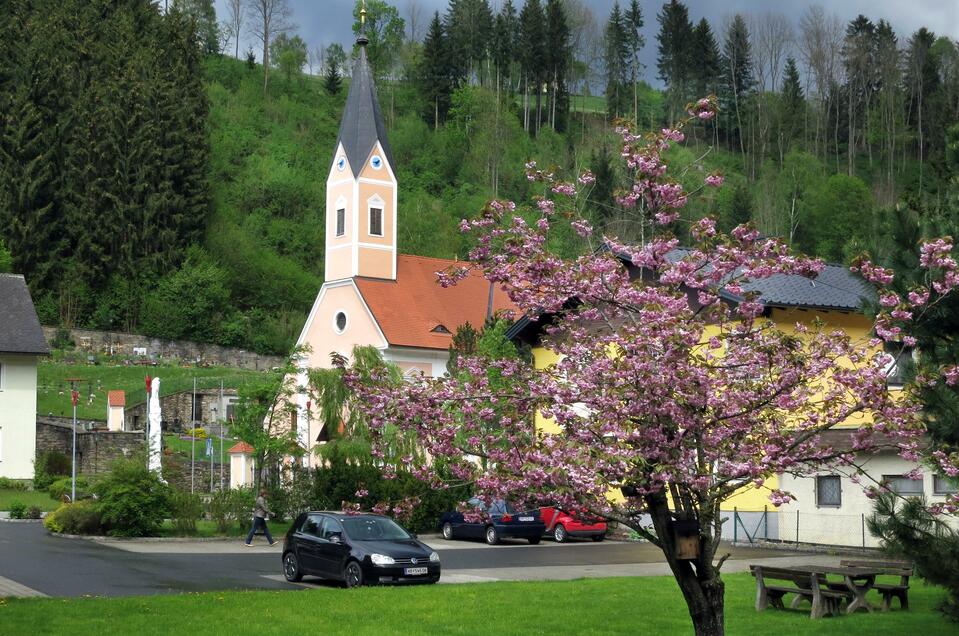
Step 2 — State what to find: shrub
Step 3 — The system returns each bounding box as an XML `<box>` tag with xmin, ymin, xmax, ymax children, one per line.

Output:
<box><xmin>229</xmin><ymin>487</ymin><xmax>255</xmax><ymax>531</ymax></box>
<box><xmin>48</xmin><ymin>476</ymin><xmax>88</xmax><ymax>501</ymax></box>
<box><xmin>8</xmin><ymin>500</ymin><xmax>26</xmax><ymax>519</ymax></box>
<box><xmin>94</xmin><ymin>456</ymin><xmax>171</xmax><ymax>537</ymax></box>
<box><xmin>0</xmin><ymin>477</ymin><xmax>28</xmax><ymax>491</ymax></box>
<box><xmin>43</xmin><ymin>501</ymin><xmax>102</xmax><ymax>535</ymax></box>
<box><xmin>26</xmin><ymin>506</ymin><xmax>42</xmax><ymax>520</ymax></box>
<box><xmin>170</xmin><ymin>491</ymin><xmax>203</xmax><ymax>534</ymax></box>
<box><xmin>34</xmin><ymin>451</ymin><xmax>71</xmax><ymax>490</ymax></box>
<box><xmin>208</xmin><ymin>489</ymin><xmax>232</xmax><ymax>533</ymax></box>
<box><xmin>185</xmin><ymin>427</ymin><xmax>207</xmax><ymax>439</ymax></box>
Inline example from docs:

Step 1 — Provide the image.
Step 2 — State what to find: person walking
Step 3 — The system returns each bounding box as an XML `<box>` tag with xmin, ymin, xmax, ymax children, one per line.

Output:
<box><xmin>245</xmin><ymin>489</ymin><xmax>278</xmax><ymax>547</ymax></box>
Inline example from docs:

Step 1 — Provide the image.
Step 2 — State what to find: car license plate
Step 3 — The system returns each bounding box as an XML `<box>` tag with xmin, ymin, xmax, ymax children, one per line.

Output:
<box><xmin>519</xmin><ymin>516</ymin><xmax>534</xmax><ymax>522</ymax></box>
<box><xmin>404</xmin><ymin>567</ymin><xmax>428</xmax><ymax>576</ymax></box>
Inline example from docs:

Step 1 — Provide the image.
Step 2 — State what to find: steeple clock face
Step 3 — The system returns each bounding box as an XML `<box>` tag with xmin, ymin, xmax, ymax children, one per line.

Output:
<box><xmin>336</xmin><ymin>156</ymin><xmax>346</xmax><ymax>172</ymax></box>
<box><xmin>370</xmin><ymin>155</ymin><xmax>383</xmax><ymax>170</ymax></box>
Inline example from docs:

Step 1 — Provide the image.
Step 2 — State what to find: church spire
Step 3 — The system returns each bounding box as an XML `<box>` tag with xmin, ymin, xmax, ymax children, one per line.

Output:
<box><xmin>334</xmin><ymin>2</ymin><xmax>393</xmax><ymax>176</ymax></box>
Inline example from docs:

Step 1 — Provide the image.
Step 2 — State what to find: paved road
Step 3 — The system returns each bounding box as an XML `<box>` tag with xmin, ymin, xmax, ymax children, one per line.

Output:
<box><xmin>0</xmin><ymin>521</ymin><xmax>838</xmax><ymax>598</ymax></box>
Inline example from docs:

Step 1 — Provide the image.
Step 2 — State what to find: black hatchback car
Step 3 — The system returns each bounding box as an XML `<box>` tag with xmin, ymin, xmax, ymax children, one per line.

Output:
<box><xmin>282</xmin><ymin>512</ymin><xmax>440</xmax><ymax>587</ymax></box>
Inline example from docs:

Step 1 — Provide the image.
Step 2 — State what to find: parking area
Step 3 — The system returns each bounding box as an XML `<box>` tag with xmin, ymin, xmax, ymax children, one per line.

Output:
<box><xmin>0</xmin><ymin>521</ymin><xmax>843</xmax><ymax>598</ymax></box>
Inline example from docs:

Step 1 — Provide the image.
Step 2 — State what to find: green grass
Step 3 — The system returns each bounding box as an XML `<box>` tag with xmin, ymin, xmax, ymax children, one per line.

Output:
<box><xmin>155</xmin><ymin>519</ymin><xmax>292</xmax><ymax>539</ymax></box>
<box><xmin>37</xmin><ymin>356</ymin><xmax>267</xmax><ymax>420</ymax></box>
<box><xmin>570</xmin><ymin>93</ymin><xmax>607</xmax><ymax>114</ymax></box>
<box><xmin>163</xmin><ymin>434</ymin><xmax>238</xmax><ymax>458</ymax></box>
<box><xmin>0</xmin><ymin>573</ymin><xmax>952</xmax><ymax>634</ymax></box>
<box><xmin>0</xmin><ymin>488</ymin><xmax>60</xmax><ymax>512</ymax></box>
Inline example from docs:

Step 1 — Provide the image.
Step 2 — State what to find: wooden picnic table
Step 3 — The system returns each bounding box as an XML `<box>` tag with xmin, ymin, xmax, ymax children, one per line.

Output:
<box><xmin>783</xmin><ymin>564</ymin><xmax>880</xmax><ymax>614</ymax></box>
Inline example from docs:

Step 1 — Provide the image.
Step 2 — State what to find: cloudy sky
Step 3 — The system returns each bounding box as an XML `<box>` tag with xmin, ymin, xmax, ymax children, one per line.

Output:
<box><xmin>216</xmin><ymin>0</ymin><xmax>959</xmax><ymax>84</ymax></box>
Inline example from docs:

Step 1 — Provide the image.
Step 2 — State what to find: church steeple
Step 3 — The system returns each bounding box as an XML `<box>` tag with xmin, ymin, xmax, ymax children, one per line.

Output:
<box><xmin>325</xmin><ymin>11</ymin><xmax>397</xmax><ymax>283</ymax></box>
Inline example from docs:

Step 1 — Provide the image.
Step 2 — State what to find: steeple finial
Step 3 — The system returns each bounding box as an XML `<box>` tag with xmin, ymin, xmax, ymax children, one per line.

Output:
<box><xmin>357</xmin><ymin>1</ymin><xmax>368</xmax><ymax>46</ymax></box>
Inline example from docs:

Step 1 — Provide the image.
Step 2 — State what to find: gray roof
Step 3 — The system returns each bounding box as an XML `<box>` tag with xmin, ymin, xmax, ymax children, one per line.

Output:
<box><xmin>333</xmin><ymin>40</ymin><xmax>394</xmax><ymax>176</ymax></box>
<box><xmin>0</xmin><ymin>274</ymin><xmax>50</xmax><ymax>355</ymax></box>
<box><xmin>664</xmin><ymin>248</ymin><xmax>875</xmax><ymax>311</ymax></box>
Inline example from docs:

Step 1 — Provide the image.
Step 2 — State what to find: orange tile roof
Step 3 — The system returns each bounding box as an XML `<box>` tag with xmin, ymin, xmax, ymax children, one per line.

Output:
<box><xmin>228</xmin><ymin>441</ymin><xmax>255</xmax><ymax>454</ymax></box>
<box><xmin>108</xmin><ymin>390</ymin><xmax>125</xmax><ymax>407</ymax></box>
<box><xmin>354</xmin><ymin>254</ymin><xmax>518</xmax><ymax>350</ymax></box>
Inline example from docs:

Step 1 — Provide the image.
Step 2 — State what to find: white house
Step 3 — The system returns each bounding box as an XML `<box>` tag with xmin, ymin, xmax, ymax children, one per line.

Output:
<box><xmin>0</xmin><ymin>274</ymin><xmax>50</xmax><ymax>480</ymax></box>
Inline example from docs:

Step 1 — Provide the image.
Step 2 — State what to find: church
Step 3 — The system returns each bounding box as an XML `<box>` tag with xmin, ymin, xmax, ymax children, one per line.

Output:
<box><xmin>289</xmin><ymin>25</ymin><xmax>515</xmax><ymax>462</ymax></box>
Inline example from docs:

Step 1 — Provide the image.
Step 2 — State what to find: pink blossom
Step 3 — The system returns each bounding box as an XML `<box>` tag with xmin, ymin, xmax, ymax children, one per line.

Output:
<box><xmin>705</xmin><ymin>173</ymin><xmax>724</xmax><ymax>187</ymax></box>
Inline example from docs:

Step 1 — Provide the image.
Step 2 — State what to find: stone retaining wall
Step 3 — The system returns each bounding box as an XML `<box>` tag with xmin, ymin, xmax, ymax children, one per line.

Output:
<box><xmin>42</xmin><ymin>326</ymin><xmax>284</xmax><ymax>371</ymax></box>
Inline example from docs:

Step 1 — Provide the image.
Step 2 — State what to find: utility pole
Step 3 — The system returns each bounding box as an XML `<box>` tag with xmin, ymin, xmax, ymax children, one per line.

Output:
<box><xmin>191</xmin><ymin>377</ymin><xmax>196</xmax><ymax>494</ymax></box>
<box><xmin>66</xmin><ymin>378</ymin><xmax>81</xmax><ymax>502</ymax></box>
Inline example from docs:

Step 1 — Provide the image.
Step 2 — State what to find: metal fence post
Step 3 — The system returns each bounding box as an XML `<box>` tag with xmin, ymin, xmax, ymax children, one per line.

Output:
<box><xmin>796</xmin><ymin>510</ymin><xmax>800</xmax><ymax>544</ymax></box>
<box><xmin>733</xmin><ymin>507</ymin><xmax>738</xmax><ymax>544</ymax></box>
<box><xmin>763</xmin><ymin>505</ymin><xmax>768</xmax><ymax>541</ymax></box>
<box><xmin>862</xmin><ymin>513</ymin><xmax>866</xmax><ymax>548</ymax></box>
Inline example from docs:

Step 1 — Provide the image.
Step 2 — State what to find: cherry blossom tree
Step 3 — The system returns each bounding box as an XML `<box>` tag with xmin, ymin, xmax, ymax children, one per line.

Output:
<box><xmin>347</xmin><ymin>97</ymin><xmax>958</xmax><ymax>636</ymax></box>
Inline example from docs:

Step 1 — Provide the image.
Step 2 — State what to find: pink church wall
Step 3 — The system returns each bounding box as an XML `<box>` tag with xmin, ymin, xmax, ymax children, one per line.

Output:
<box><xmin>301</xmin><ymin>282</ymin><xmax>386</xmax><ymax>370</ymax></box>
<box><xmin>358</xmin><ymin>181</ymin><xmax>394</xmax><ymax>247</ymax></box>
<box><xmin>325</xmin><ymin>178</ymin><xmax>355</xmax><ymax>281</ymax></box>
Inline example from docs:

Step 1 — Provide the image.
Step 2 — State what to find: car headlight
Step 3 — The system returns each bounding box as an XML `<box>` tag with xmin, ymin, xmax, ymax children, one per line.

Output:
<box><xmin>370</xmin><ymin>553</ymin><xmax>395</xmax><ymax>566</ymax></box>
<box><xmin>429</xmin><ymin>551</ymin><xmax>440</xmax><ymax>563</ymax></box>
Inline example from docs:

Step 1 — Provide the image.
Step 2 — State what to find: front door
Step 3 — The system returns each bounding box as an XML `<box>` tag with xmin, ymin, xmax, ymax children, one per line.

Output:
<box><xmin>317</xmin><ymin>517</ymin><xmax>350</xmax><ymax>577</ymax></box>
<box><xmin>295</xmin><ymin>514</ymin><xmax>324</xmax><ymax>573</ymax></box>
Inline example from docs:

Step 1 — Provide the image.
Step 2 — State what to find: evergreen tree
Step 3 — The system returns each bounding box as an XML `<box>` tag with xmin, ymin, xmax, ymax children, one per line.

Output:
<box><xmin>323</xmin><ymin>59</ymin><xmax>342</xmax><ymax>95</ymax></box>
<box><xmin>779</xmin><ymin>56</ymin><xmax>805</xmax><ymax>156</ymax></box>
<box><xmin>624</xmin><ymin>0</ymin><xmax>645</xmax><ymax>124</ymax></box>
<box><xmin>603</xmin><ymin>2</ymin><xmax>629</xmax><ymax>119</ymax></box>
<box><xmin>445</xmin><ymin>0</ymin><xmax>494</xmax><ymax>85</ymax></box>
<box><xmin>690</xmin><ymin>18</ymin><xmax>720</xmax><ymax>100</ymax></box>
<box><xmin>544</xmin><ymin>0</ymin><xmax>570</xmax><ymax>132</ymax></box>
<box><xmin>492</xmin><ymin>0</ymin><xmax>518</xmax><ymax>93</ymax></box>
<box><xmin>418</xmin><ymin>11</ymin><xmax>453</xmax><ymax>129</ymax></box>
<box><xmin>722</xmin><ymin>183</ymin><xmax>753</xmax><ymax>231</ymax></box>
<box><xmin>656</xmin><ymin>0</ymin><xmax>694</xmax><ymax>125</ymax></box>
<box><xmin>588</xmin><ymin>145</ymin><xmax>616</xmax><ymax>224</ymax></box>
<box><xmin>172</xmin><ymin>0</ymin><xmax>220</xmax><ymax>54</ymax></box>
<box><xmin>721</xmin><ymin>14</ymin><xmax>755</xmax><ymax>160</ymax></box>
<box><xmin>518</xmin><ymin>0</ymin><xmax>546</xmax><ymax>135</ymax></box>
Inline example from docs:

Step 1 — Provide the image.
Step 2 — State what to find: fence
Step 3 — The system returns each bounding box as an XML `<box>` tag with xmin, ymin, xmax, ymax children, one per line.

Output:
<box><xmin>731</xmin><ymin>507</ymin><xmax>876</xmax><ymax>549</ymax></box>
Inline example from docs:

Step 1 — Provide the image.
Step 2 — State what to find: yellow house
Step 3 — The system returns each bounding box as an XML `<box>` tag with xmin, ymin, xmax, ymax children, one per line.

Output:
<box><xmin>505</xmin><ymin>250</ymin><xmax>932</xmax><ymax>546</ymax></box>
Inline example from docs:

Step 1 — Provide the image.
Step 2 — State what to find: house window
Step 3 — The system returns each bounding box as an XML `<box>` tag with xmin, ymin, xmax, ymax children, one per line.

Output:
<box><xmin>884</xmin><ymin>343</ymin><xmax>913</xmax><ymax>387</ymax></box>
<box><xmin>883</xmin><ymin>474</ymin><xmax>924</xmax><ymax>496</ymax></box>
<box><xmin>369</xmin><ymin>207</ymin><xmax>383</xmax><ymax>236</ymax></box>
<box><xmin>192</xmin><ymin>395</ymin><xmax>204</xmax><ymax>423</ymax></box>
<box><xmin>934</xmin><ymin>474</ymin><xmax>958</xmax><ymax>495</ymax></box>
<box><xmin>336</xmin><ymin>208</ymin><xmax>345</xmax><ymax>237</ymax></box>
<box><xmin>815</xmin><ymin>475</ymin><xmax>842</xmax><ymax>507</ymax></box>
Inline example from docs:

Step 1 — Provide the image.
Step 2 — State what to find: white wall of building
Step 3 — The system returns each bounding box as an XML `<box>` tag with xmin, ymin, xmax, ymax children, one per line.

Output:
<box><xmin>777</xmin><ymin>451</ymin><xmax>959</xmax><ymax>547</ymax></box>
<box><xmin>230</xmin><ymin>452</ymin><xmax>255</xmax><ymax>489</ymax></box>
<box><xmin>0</xmin><ymin>354</ymin><xmax>39</xmax><ymax>479</ymax></box>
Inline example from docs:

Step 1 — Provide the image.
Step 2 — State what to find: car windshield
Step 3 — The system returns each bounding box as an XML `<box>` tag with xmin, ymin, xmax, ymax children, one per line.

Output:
<box><xmin>341</xmin><ymin>516</ymin><xmax>412</xmax><ymax>541</ymax></box>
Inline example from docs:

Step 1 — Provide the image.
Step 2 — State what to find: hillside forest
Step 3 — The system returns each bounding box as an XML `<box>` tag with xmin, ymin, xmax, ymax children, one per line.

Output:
<box><xmin>2</xmin><ymin>0</ymin><xmax>959</xmax><ymax>355</ymax></box>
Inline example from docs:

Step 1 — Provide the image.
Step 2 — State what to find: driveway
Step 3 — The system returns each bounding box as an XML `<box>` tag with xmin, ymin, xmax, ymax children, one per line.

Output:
<box><xmin>0</xmin><ymin>521</ymin><xmax>846</xmax><ymax>597</ymax></box>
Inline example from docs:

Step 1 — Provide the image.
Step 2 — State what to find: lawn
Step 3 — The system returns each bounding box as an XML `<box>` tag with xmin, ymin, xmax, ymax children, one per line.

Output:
<box><xmin>37</xmin><ymin>356</ymin><xmax>268</xmax><ymax>420</ymax></box>
<box><xmin>0</xmin><ymin>573</ymin><xmax>952</xmax><ymax>635</ymax></box>
<box><xmin>0</xmin><ymin>488</ymin><xmax>60</xmax><ymax>512</ymax></box>
<box><xmin>163</xmin><ymin>434</ymin><xmax>238</xmax><ymax>458</ymax></box>
<box><xmin>155</xmin><ymin>519</ymin><xmax>293</xmax><ymax>539</ymax></box>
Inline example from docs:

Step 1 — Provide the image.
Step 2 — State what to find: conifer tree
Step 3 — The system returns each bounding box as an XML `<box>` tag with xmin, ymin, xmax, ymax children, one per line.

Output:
<box><xmin>492</xmin><ymin>0</ymin><xmax>518</xmax><ymax>94</ymax></box>
<box><xmin>721</xmin><ymin>14</ymin><xmax>755</xmax><ymax>164</ymax></box>
<box><xmin>418</xmin><ymin>11</ymin><xmax>452</xmax><ymax>129</ymax></box>
<box><xmin>603</xmin><ymin>2</ymin><xmax>630</xmax><ymax>120</ymax></box>
<box><xmin>656</xmin><ymin>0</ymin><xmax>694</xmax><ymax>125</ymax></box>
<box><xmin>624</xmin><ymin>0</ymin><xmax>645</xmax><ymax>124</ymax></box>
<box><xmin>518</xmin><ymin>0</ymin><xmax>546</xmax><ymax>135</ymax></box>
<box><xmin>779</xmin><ymin>56</ymin><xmax>804</xmax><ymax>157</ymax></box>
<box><xmin>690</xmin><ymin>18</ymin><xmax>720</xmax><ymax>145</ymax></box>
<box><xmin>445</xmin><ymin>0</ymin><xmax>494</xmax><ymax>86</ymax></box>
<box><xmin>323</xmin><ymin>59</ymin><xmax>342</xmax><ymax>95</ymax></box>
<box><xmin>544</xmin><ymin>0</ymin><xmax>570</xmax><ymax>132</ymax></box>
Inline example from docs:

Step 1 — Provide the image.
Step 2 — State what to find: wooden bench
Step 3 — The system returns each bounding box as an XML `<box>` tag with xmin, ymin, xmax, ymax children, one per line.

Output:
<box><xmin>750</xmin><ymin>565</ymin><xmax>847</xmax><ymax>619</ymax></box>
<box><xmin>840</xmin><ymin>559</ymin><xmax>913</xmax><ymax>611</ymax></box>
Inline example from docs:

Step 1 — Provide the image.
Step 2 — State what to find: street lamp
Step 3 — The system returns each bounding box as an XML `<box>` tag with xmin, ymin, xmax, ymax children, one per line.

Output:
<box><xmin>65</xmin><ymin>377</ymin><xmax>82</xmax><ymax>502</ymax></box>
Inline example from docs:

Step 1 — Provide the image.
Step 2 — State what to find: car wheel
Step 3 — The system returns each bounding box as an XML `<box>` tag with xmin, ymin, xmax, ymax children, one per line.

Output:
<box><xmin>591</xmin><ymin>533</ymin><xmax>605</xmax><ymax>542</ymax></box>
<box><xmin>442</xmin><ymin>522</ymin><xmax>454</xmax><ymax>540</ymax></box>
<box><xmin>485</xmin><ymin>526</ymin><xmax>500</xmax><ymax>545</ymax></box>
<box><xmin>528</xmin><ymin>537</ymin><xmax>541</xmax><ymax>545</ymax></box>
<box><xmin>283</xmin><ymin>551</ymin><xmax>302</xmax><ymax>582</ymax></box>
<box><xmin>343</xmin><ymin>560</ymin><xmax>364</xmax><ymax>588</ymax></box>
<box><xmin>554</xmin><ymin>524</ymin><xmax>569</xmax><ymax>543</ymax></box>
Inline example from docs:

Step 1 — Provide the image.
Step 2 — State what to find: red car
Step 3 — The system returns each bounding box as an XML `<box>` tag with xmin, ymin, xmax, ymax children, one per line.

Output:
<box><xmin>539</xmin><ymin>507</ymin><xmax>607</xmax><ymax>542</ymax></box>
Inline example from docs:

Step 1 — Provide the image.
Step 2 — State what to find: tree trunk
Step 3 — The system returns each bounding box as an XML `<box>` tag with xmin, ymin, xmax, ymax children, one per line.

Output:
<box><xmin>645</xmin><ymin>493</ymin><xmax>727</xmax><ymax>636</ymax></box>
